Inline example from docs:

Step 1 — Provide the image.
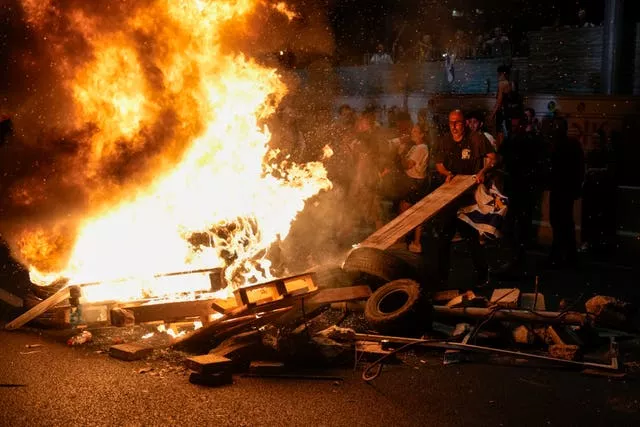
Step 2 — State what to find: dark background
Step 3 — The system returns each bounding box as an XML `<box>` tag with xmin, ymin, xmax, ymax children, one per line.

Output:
<box><xmin>327</xmin><ymin>0</ymin><xmax>609</xmax><ymax>59</ymax></box>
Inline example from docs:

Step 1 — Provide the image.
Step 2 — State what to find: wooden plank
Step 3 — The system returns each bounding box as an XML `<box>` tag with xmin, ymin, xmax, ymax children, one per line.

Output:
<box><xmin>490</xmin><ymin>288</ymin><xmax>521</xmax><ymax>308</ymax></box>
<box><xmin>0</xmin><ymin>288</ymin><xmax>23</xmax><ymax>308</ymax></box>
<box><xmin>5</xmin><ymin>286</ymin><xmax>70</xmax><ymax>330</ymax></box>
<box><xmin>184</xmin><ymin>354</ymin><xmax>233</xmax><ymax>374</ymax></box>
<box><xmin>119</xmin><ymin>299</ymin><xmax>217</xmax><ymax>324</ymax></box>
<box><xmin>233</xmin><ymin>273</ymin><xmax>317</xmax><ymax>306</ymax></box>
<box><xmin>109</xmin><ymin>343</ymin><xmax>154</xmax><ymax>361</ymax></box>
<box><xmin>360</xmin><ymin>175</ymin><xmax>476</xmax><ymax>250</ymax></box>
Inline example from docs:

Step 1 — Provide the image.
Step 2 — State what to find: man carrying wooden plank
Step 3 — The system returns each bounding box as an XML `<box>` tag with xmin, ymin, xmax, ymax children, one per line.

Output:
<box><xmin>432</xmin><ymin>109</ymin><xmax>497</xmax><ymax>287</ymax></box>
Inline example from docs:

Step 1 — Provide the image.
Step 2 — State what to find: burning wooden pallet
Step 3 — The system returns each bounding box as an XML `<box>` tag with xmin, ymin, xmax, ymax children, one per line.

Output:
<box><xmin>5</xmin><ymin>269</ymin><xmax>363</xmax><ymax>331</ymax></box>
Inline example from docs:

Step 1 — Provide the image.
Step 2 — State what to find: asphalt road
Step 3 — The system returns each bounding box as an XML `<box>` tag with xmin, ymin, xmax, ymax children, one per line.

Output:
<box><xmin>2</xmin><ymin>242</ymin><xmax>640</xmax><ymax>426</ymax></box>
<box><xmin>1</xmin><ymin>322</ymin><xmax>640</xmax><ymax>427</ymax></box>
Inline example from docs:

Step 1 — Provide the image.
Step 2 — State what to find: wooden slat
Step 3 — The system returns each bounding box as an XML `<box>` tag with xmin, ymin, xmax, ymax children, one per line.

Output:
<box><xmin>360</xmin><ymin>175</ymin><xmax>476</xmax><ymax>250</ymax></box>
<box><xmin>5</xmin><ymin>286</ymin><xmax>70</xmax><ymax>330</ymax></box>
<box><xmin>119</xmin><ymin>299</ymin><xmax>216</xmax><ymax>324</ymax></box>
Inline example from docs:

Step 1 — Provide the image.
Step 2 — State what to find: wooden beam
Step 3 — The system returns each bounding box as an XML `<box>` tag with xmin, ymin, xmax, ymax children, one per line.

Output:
<box><xmin>118</xmin><ymin>299</ymin><xmax>216</xmax><ymax>324</ymax></box>
<box><xmin>5</xmin><ymin>286</ymin><xmax>70</xmax><ymax>330</ymax></box>
<box><xmin>360</xmin><ymin>175</ymin><xmax>476</xmax><ymax>250</ymax></box>
<box><xmin>184</xmin><ymin>354</ymin><xmax>233</xmax><ymax>375</ymax></box>
<box><xmin>109</xmin><ymin>343</ymin><xmax>154</xmax><ymax>361</ymax></box>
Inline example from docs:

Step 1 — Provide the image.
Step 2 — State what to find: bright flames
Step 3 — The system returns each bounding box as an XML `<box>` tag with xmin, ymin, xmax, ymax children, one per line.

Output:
<box><xmin>19</xmin><ymin>0</ymin><xmax>331</xmax><ymax>302</ymax></box>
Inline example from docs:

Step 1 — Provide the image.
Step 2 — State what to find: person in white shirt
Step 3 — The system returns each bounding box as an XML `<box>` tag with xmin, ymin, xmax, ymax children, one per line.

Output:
<box><xmin>398</xmin><ymin>124</ymin><xmax>429</xmax><ymax>253</ymax></box>
<box><xmin>370</xmin><ymin>44</ymin><xmax>393</xmax><ymax>65</ymax></box>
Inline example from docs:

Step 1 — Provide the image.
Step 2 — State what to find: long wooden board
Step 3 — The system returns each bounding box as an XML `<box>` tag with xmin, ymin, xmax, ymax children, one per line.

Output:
<box><xmin>5</xmin><ymin>286</ymin><xmax>70</xmax><ymax>330</ymax></box>
<box><xmin>360</xmin><ymin>175</ymin><xmax>476</xmax><ymax>250</ymax></box>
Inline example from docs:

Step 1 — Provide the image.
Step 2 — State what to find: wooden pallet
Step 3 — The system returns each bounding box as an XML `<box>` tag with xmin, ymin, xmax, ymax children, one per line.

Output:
<box><xmin>232</xmin><ymin>273</ymin><xmax>317</xmax><ymax>306</ymax></box>
<box><xmin>360</xmin><ymin>175</ymin><xmax>476</xmax><ymax>250</ymax></box>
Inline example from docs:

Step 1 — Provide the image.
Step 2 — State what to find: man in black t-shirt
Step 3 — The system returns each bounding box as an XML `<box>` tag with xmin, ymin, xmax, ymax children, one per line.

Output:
<box><xmin>433</xmin><ymin>110</ymin><xmax>495</xmax><ymax>180</ymax></box>
<box><xmin>431</xmin><ymin>109</ymin><xmax>496</xmax><ymax>287</ymax></box>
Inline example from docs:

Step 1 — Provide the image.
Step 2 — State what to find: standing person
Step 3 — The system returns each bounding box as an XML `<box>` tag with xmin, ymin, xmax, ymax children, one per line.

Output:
<box><xmin>336</xmin><ymin>104</ymin><xmax>356</xmax><ymax>130</ymax></box>
<box><xmin>433</xmin><ymin>110</ymin><xmax>497</xmax><ymax>286</ymax></box>
<box><xmin>488</xmin><ymin>65</ymin><xmax>522</xmax><ymax>148</ymax></box>
<box><xmin>580</xmin><ymin>127</ymin><xmax>616</xmax><ymax>255</ymax></box>
<box><xmin>524</xmin><ymin>107</ymin><xmax>540</xmax><ymax>134</ymax></box>
<box><xmin>336</xmin><ymin>113</ymin><xmax>381</xmax><ymax>244</ymax></box>
<box><xmin>370</xmin><ymin>44</ymin><xmax>393</xmax><ymax>65</ymax></box>
<box><xmin>547</xmin><ymin>117</ymin><xmax>585</xmax><ymax>267</ymax></box>
<box><xmin>494</xmin><ymin>115</ymin><xmax>546</xmax><ymax>278</ymax></box>
<box><xmin>466</xmin><ymin>110</ymin><xmax>496</xmax><ymax>150</ymax></box>
<box><xmin>396</xmin><ymin>124</ymin><xmax>430</xmax><ymax>253</ymax></box>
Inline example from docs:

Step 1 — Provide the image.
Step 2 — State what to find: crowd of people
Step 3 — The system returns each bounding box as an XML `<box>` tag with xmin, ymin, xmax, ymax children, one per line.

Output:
<box><xmin>276</xmin><ymin>65</ymin><xmax>593</xmax><ymax>288</ymax></box>
<box><xmin>369</xmin><ymin>27</ymin><xmax>514</xmax><ymax>65</ymax></box>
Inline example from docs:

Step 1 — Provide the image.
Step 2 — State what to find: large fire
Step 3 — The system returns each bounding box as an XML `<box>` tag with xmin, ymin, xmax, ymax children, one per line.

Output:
<box><xmin>13</xmin><ymin>0</ymin><xmax>331</xmax><ymax>302</ymax></box>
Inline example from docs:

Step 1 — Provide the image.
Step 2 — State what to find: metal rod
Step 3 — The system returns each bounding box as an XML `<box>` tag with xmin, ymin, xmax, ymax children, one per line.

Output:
<box><xmin>354</xmin><ymin>334</ymin><xmax>619</xmax><ymax>371</ymax></box>
<box><xmin>433</xmin><ymin>306</ymin><xmax>587</xmax><ymax>325</ymax></box>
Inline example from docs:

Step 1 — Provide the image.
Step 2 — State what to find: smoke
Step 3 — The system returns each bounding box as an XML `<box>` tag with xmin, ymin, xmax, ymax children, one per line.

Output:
<box><xmin>0</xmin><ymin>0</ymin><xmax>336</xmax><ymax>275</ymax></box>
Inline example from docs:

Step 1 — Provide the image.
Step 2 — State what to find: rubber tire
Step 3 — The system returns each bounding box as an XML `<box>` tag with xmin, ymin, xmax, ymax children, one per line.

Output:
<box><xmin>364</xmin><ymin>279</ymin><xmax>431</xmax><ymax>337</ymax></box>
<box><xmin>342</xmin><ymin>247</ymin><xmax>418</xmax><ymax>288</ymax></box>
<box><xmin>311</xmin><ymin>266</ymin><xmax>354</xmax><ymax>289</ymax></box>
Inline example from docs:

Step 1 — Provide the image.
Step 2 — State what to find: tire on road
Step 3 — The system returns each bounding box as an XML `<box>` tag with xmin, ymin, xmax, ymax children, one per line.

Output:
<box><xmin>364</xmin><ymin>279</ymin><xmax>431</xmax><ymax>337</ymax></box>
<box><xmin>342</xmin><ymin>247</ymin><xmax>418</xmax><ymax>288</ymax></box>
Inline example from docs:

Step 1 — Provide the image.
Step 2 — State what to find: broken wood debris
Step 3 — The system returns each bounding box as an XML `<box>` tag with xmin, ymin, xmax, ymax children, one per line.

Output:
<box><xmin>5</xmin><ymin>286</ymin><xmax>70</xmax><ymax>330</ymax></box>
<box><xmin>184</xmin><ymin>354</ymin><xmax>233</xmax><ymax>375</ymax></box>
<box><xmin>9</xmin><ymin>261</ymin><xmax>636</xmax><ymax>385</ymax></box>
<box><xmin>490</xmin><ymin>288</ymin><xmax>521</xmax><ymax>308</ymax></box>
<box><xmin>110</xmin><ymin>343</ymin><xmax>154</xmax><ymax>361</ymax></box>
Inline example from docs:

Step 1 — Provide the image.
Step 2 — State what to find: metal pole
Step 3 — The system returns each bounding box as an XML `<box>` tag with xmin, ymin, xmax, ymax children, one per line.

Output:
<box><xmin>602</xmin><ymin>0</ymin><xmax>625</xmax><ymax>94</ymax></box>
<box><xmin>432</xmin><ymin>306</ymin><xmax>587</xmax><ymax>326</ymax></box>
<box><xmin>354</xmin><ymin>334</ymin><xmax>619</xmax><ymax>371</ymax></box>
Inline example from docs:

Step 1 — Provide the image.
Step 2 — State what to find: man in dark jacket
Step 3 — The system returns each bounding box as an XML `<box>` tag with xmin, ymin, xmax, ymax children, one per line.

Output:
<box><xmin>494</xmin><ymin>114</ymin><xmax>546</xmax><ymax>278</ymax></box>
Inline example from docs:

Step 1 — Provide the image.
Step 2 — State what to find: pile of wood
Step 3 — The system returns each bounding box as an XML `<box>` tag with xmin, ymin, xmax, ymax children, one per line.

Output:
<box><xmin>4</xmin><ymin>175</ymin><xmax>636</xmax><ymax>383</ymax></box>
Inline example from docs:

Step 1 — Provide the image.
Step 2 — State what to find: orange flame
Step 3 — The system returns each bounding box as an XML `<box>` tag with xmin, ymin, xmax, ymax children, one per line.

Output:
<box><xmin>20</xmin><ymin>0</ymin><xmax>331</xmax><ymax>302</ymax></box>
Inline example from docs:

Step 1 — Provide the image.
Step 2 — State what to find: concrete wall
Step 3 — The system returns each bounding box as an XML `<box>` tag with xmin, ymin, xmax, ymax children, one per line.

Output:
<box><xmin>524</xmin><ymin>27</ymin><xmax>603</xmax><ymax>94</ymax></box>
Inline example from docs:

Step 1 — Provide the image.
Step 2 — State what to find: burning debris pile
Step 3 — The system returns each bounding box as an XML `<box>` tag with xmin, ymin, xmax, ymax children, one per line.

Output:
<box><xmin>3</xmin><ymin>178</ymin><xmax>639</xmax><ymax>387</ymax></box>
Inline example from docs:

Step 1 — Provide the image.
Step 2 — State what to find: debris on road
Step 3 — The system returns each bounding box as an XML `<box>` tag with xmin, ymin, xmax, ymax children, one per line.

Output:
<box><xmin>67</xmin><ymin>330</ymin><xmax>92</xmax><ymax>346</ymax></box>
<box><xmin>3</xmin><ymin>177</ymin><xmax>638</xmax><ymax>385</ymax></box>
<box><xmin>110</xmin><ymin>343</ymin><xmax>154</xmax><ymax>361</ymax></box>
